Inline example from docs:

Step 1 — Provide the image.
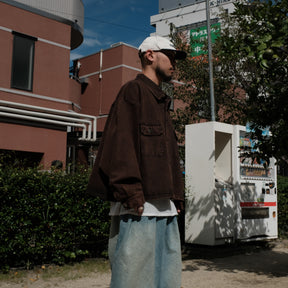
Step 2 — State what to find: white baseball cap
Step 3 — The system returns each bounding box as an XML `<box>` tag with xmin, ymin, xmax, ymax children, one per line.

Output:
<box><xmin>138</xmin><ymin>35</ymin><xmax>186</xmax><ymax>60</ymax></box>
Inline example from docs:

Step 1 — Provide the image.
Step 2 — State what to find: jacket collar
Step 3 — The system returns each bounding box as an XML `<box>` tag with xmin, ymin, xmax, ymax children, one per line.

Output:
<box><xmin>136</xmin><ymin>74</ymin><xmax>168</xmax><ymax>102</ymax></box>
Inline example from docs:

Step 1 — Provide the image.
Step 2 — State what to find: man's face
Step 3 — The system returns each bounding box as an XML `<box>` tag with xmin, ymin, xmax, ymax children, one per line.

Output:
<box><xmin>154</xmin><ymin>50</ymin><xmax>176</xmax><ymax>82</ymax></box>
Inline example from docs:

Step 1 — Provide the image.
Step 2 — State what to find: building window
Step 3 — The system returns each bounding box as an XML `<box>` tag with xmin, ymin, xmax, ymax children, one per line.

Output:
<box><xmin>11</xmin><ymin>32</ymin><xmax>37</xmax><ymax>91</ymax></box>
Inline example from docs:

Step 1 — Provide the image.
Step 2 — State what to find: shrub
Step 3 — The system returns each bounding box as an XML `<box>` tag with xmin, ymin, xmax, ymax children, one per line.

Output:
<box><xmin>1</xmin><ymin>159</ymin><xmax>287</xmax><ymax>272</ymax></box>
<box><xmin>0</xmin><ymin>165</ymin><xmax>110</xmax><ymax>272</ymax></box>
<box><xmin>277</xmin><ymin>175</ymin><xmax>288</xmax><ymax>238</ymax></box>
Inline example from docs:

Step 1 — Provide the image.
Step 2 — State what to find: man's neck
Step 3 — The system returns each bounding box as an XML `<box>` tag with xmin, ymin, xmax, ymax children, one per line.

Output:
<box><xmin>142</xmin><ymin>69</ymin><xmax>161</xmax><ymax>86</ymax></box>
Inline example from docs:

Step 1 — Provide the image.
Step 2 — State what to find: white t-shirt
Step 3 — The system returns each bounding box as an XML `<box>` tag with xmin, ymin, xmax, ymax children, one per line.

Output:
<box><xmin>109</xmin><ymin>199</ymin><xmax>178</xmax><ymax>217</ymax></box>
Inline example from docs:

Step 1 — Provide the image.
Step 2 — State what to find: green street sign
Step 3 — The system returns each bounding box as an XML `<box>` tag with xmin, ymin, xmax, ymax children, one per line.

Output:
<box><xmin>190</xmin><ymin>23</ymin><xmax>221</xmax><ymax>56</ymax></box>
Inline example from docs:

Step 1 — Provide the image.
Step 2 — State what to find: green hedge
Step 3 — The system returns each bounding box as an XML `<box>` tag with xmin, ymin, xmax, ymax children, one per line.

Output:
<box><xmin>0</xmin><ymin>165</ymin><xmax>110</xmax><ymax>272</ymax></box>
<box><xmin>277</xmin><ymin>175</ymin><xmax>288</xmax><ymax>237</ymax></box>
<box><xmin>1</xmin><ymin>161</ymin><xmax>287</xmax><ymax>273</ymax></box>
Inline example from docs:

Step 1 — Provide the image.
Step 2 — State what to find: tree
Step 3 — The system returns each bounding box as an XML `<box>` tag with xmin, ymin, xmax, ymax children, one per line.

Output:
<box><xmin>171</xmin><ymin>0</ymin><xmax>288</xmax><ymax>166</ymax></box>
<box><xmin>214</xmin><ymin>0</ymin><xmax>288</xmax><ymax>165</ymax></box>
<box><xmin>170</xmin><ymin>23</ymin><xmax>247</xmax><ymax>144</ymax></box>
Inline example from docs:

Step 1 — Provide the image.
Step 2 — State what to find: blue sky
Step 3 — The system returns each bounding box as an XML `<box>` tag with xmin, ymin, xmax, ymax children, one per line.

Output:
<box><xmin>70</xmin><ymin>0</ymin><xmax>158</xmax><ymax>61</ymax></box>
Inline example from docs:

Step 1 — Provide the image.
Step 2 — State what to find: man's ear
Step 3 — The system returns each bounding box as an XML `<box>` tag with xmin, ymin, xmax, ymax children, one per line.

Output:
<box><xmin>145</xmin><ymin>50</ymin><xmax>155</xmax><ymax>63</ymax></box>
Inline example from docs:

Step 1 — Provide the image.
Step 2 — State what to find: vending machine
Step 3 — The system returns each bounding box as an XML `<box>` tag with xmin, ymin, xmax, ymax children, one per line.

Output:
<box><xmin>233</xmin><ymin>125</ymin><xmax>278</xmax><ymax>241</ymax></box>
<box><xmin>185</xmin><ymin>122</ymin><xmax>277</xmax><ymax>245</ymax></box>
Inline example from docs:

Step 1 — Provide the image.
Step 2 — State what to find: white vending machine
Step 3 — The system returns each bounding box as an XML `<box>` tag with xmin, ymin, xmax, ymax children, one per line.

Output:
<box><xmin>233</xmin><ymin>125</ymin><xmax>278</xmax><ymax>241</ymax></box>
<box><xmin>185</xmin><ymin>122</ymin><xmax>277</xmax><ymax>245</ymax></box>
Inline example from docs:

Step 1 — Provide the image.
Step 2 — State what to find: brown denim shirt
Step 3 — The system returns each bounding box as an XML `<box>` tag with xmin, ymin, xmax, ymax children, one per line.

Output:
<box><xmin>87</xmin><ymin>74</ymin><xmax>184</xmax><ymax>210</ymax></box>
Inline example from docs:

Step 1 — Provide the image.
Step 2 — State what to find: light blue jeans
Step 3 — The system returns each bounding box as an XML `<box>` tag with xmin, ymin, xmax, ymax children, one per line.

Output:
<box><xmin>108</xmin><ymin>215</ymin><xmax>182</xmax><ymax>288</ymax></box>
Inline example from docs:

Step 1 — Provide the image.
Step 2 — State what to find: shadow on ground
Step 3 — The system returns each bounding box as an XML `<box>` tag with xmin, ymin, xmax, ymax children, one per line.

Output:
<box><xmin>181</xmin><ymin>239</ymin><xmax>288</xmax><ymax>278</ymax></box>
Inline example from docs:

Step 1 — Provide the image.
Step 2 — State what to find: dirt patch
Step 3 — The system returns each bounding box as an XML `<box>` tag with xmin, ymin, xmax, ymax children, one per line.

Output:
<box><xmin>1</xmin><ymin>239</ymin><xmax>288</xmax><ymax>288</ymax></box>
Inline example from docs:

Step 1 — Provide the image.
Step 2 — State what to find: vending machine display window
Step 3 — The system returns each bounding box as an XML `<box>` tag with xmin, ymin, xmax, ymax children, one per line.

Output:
<box><xmin>239</xmin><ymin>131</ymin><xmax>272</xmax><ymax>180</ymax></box>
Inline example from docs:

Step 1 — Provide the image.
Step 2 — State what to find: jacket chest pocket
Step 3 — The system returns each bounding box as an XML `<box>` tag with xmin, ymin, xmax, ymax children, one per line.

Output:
<box><xmin>140</xmin><ymin>124</ymin><xmax>165</xmax><ymax>157</ymax></box>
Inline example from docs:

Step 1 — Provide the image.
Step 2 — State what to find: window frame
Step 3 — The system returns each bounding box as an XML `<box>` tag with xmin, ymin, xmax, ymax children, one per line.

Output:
<box><xmin>11</xmin><ymin>31</ymin><xmax>37</xmax><ymax>91</ymax></box>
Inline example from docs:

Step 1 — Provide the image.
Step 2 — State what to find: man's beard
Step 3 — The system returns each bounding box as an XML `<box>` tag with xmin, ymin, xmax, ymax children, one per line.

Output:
<box><xmin>155</xmin><ymin>66</ymin><xmax>173</xmax><ymax>83</ymax></box>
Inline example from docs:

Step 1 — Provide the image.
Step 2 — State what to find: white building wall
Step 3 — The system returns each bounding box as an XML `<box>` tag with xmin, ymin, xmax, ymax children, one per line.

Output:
<box><xmin>151</xmin><ymin>0</ymin><xmax>237</xmax><ymax>37</ymax></box>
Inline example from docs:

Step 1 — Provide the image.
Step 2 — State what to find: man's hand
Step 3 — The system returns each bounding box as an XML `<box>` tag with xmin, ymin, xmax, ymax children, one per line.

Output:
<box><xmin>174</xmin><ymin>200</ymin><xmax>184</xmax><ymax>214</ymax></box>
<box><xmin>120</xmin><ymin>193</ymin><xmax>145</xmax><ymax>216</ymax></box>
<box><xmin>123</xmin><ymin>203</ymin><xmax>144</xmax><ymax>216</ymax></box>
<box><xmin>136</xmin><ymin>206</ymin><xmax>144</xmax><ymax>216</ymax></box>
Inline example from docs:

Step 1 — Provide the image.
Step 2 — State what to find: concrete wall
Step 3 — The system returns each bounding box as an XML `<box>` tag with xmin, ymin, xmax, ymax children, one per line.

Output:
<box><xmin>151</xmin><ymin>0</ymin><xmax>236</xmax><ymax>37</ymax></box>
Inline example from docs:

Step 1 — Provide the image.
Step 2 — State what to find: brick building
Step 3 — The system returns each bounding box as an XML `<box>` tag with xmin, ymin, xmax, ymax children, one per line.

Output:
<box><xmin>0</xmin><ymin>0</ymin><xmax>87</xmax><ymax>169</ymax></box>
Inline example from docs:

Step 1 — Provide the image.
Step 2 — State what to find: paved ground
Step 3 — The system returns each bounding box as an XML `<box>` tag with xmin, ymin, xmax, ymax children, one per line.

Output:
<box><xmin>1</xmin><ymin>239</ymin><xmax>288</xmax><ymax>288</ymax></box>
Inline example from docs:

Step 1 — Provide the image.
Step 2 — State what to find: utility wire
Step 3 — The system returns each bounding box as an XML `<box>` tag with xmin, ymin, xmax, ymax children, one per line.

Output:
<box><xmin>29</xmin><ymin>6</ymin><xmax>152</xmax><ymax>33</ymax></box>
<box><xmin>84</xmin><ymin>16</ymin><xmax>152</xmax><ymax>33</ymax></box>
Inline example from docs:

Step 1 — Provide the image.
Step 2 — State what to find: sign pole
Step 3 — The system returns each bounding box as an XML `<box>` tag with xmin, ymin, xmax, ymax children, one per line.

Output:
<box><xmin>206</xmin><ymin>0</ymin><xmax>216</xmax><ymax>121</ymax></box>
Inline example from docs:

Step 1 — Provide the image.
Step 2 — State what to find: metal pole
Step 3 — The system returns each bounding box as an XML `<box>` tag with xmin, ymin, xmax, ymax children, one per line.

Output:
<box><xmin>206</xmin><ymin>0</ymin><xmax>215</xmax><ymax>121</ymax></box>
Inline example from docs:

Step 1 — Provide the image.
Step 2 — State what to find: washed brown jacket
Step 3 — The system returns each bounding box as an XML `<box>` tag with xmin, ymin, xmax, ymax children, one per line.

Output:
<box><xmin>87</xmin><ymin>74</ymin><xmax>184</xmax><ymax>210</ymax></box>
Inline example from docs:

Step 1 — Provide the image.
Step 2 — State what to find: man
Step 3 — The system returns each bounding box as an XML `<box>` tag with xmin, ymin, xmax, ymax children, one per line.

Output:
<box><xmin>87</xmin><ymin>35</ymin><xmax>186</xmax><ymax>288</ymax></box>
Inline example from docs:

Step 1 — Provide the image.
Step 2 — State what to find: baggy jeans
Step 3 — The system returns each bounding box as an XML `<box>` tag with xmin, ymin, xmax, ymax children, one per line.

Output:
<box><xmin>108</xmin><ymin>215</ymin><xmax>182</xmax><ymax>288</ymax></box>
